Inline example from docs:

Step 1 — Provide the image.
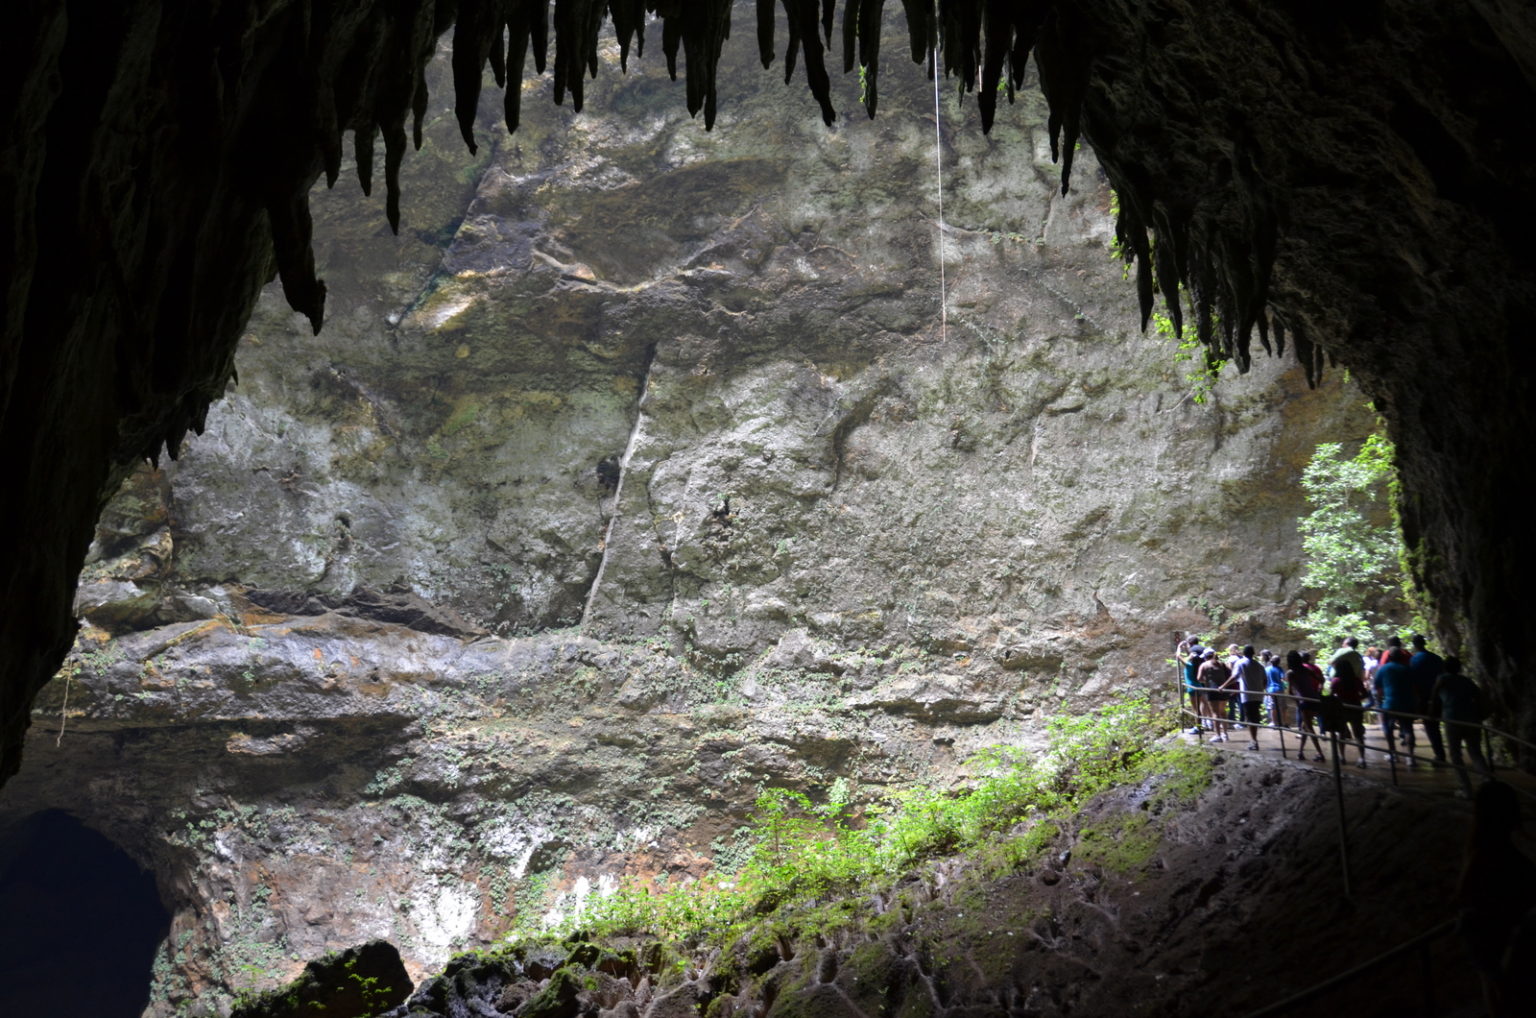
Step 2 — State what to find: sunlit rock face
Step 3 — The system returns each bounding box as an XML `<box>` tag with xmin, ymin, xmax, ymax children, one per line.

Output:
<box><xmin>0</xmin><ymin>31</ymin><xmax>1372</xmax><ymax>1012</ymax></box>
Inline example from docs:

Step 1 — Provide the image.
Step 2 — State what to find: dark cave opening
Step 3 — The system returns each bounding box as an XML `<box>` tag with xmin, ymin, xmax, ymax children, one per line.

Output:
<box><xmin>0</xmin><ymin>810</ymin><xmax>171</xmax><ymax>1018</ymax></box>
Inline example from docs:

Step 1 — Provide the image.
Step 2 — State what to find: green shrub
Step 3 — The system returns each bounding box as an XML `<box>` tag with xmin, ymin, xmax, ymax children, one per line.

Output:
<box><xmin>516</xmin><ymin>695</ymin><xmax>1180</xmax><ymax>954</ymax></box>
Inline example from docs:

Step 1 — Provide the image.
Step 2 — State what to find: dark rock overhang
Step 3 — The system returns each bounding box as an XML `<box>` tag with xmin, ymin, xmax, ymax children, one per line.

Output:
<box><xmin>3</xmin><ymin>1</ymin><xmax>1535</xmax><ymax>785</ymax></box>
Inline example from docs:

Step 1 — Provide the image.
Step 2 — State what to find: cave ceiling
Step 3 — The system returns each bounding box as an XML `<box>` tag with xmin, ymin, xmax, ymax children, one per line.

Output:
<box><xmin>2</xmin><ymin>0</ymin><xmax>1535</xmax><ymax>784</ymax></box>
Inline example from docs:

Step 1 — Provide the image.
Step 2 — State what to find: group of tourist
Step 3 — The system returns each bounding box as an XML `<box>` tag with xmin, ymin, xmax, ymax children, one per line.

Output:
<box><xmin>1176</xmin><ymin>633</ymin><xmax>1493</xmax><ymax>796</ymax></box>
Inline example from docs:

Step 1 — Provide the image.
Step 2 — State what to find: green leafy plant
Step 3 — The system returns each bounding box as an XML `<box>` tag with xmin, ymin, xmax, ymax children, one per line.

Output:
<box><xmin>1151</xmin><ymin>299</ymin><xmax>1224</xmax><ymax>405</ymax></box>
<box><xmin>1295</xmin><ymin>431</ymin><xmax>1420</xmax><ymax>648</ymax></box>
<box><xmin>517</xmin><ymin>696</ymin><xmax>1189</xmax><ymax>953</ymax></box>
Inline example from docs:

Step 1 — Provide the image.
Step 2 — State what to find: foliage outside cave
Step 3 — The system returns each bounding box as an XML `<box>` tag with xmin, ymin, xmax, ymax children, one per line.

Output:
<box><xmin>1295</xmin><ymin>431</ymin><xmax>1422</xmax><ymax>651</ymax></box>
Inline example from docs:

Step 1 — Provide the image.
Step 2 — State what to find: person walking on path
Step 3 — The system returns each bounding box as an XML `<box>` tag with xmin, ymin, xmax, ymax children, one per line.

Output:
<box><xmin>1262</xmin><ymin>650</ymin><xmax>1287</xmax><ymax>730</ymax></box>
<box><xmin>1410</xmin><ymin>633</ymin><xmax>1448</xmax><ymax>764</ymax></box>
<box><xmin>1286</xmin><ymin>650</ymin><xmax>1326</xmax><ymax>761</ymax></box>
<box><xmin>1329</xmin><ymin>636</ymin><xmax>1366</xmax><ymax>682</ymax></box>
<box><xmin>1179</xmin><ymin>635</ymin><xmax>1208</xmax><ymax>734</ymax></box>
<box><xmin>1329</xmin><ymin>656</ymin><xmax>1370</xmax><ymax>766</ymax></box>
<box><xmin>1377</xmin><ymin>650</ymin><xmax>1417</xmax><ymax>766</ymax></box>
<box><xmin>1434</xmin><ymin>656</ymin><xmax>1491</xmax><ymax>797</ymax></box>
<box><xmin>1199</xmin><ymin>649</ymin><xmax>1233</xmax><ymax>742</ymax></box>
<box><xmin>1232</xmin><ymin>646</ymin><xmax>1266</xmax><ymax>750</ymax></box>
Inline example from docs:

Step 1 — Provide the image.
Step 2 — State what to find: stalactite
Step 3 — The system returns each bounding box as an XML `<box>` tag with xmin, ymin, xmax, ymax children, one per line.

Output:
<box><xmin>899</xmin><ymin>0</ymin><xmax>933</xmax><ymax>63</ymax></box>
<box><xmin>355</xmin><ymin>125</ymin><xmax>376</xmax><ymax>196</ymax></box>
<box><xmin>382</xmin><ymin>111</ymin><xmax>408</xmax><ymax>233</ymax></box>
<box><xmin>501</xmin><ymin>1</ymin><xmax>551</xmax><ymax>133</ymax></box>
<box><xmin>768</xmin><ymin>0</ymin><xmax>836</xmax><ymax>124</ymax></box>
<box><xmin>319</xmin><ymin>87</ymin><xmax>342</xmax><ymax>187</ymax></box>
<box><xmin>756</xmin><ymin>0</ymin><xmax>777</xmax><ymax>67</ymax></box>
<box><xmin>413</xmin><ymin>62</ymin><xmax>430</xmax><ymax>147</ymax></box>
<box><xmin>230</xmin><ymin>0</ymin><xmax>1302</xmax><ymax>394</ymax></box>
<box><xmin>267</xmin><ymin>194</ymin><xmax>327</xmax><ymax>336</ymax></box>
<box><xmin>453</xmin><ymin>0</ymin><xmax>500</xmax><ymax>152</ymax></box>
<box><xmin>1292</xmin><ymin>325</ymin><xmax>1321</xmax><ymax>388</ymax></box>
<box><xmin>610</xmin><ymin>0</ymin><xmax>647</xmax><ymax>69</ymax></box>
<box><xmin>1150</xmin><ymin>207</ymin><xmax>1184</xmax><ymax>341</ymax></box>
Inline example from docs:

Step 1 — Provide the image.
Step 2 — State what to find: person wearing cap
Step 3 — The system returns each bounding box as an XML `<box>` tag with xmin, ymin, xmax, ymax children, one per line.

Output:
<box><xmin>1198</xmin><ymin>649</ymin><xmax>1233</xmax><ymax>742</ymax></box>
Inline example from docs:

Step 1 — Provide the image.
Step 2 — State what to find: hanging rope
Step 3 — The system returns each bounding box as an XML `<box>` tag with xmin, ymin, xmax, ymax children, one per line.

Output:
<box><xmin>933</xmin><ymin>55</ymin><xmax>948</xmax><ymax>343</ymax></box>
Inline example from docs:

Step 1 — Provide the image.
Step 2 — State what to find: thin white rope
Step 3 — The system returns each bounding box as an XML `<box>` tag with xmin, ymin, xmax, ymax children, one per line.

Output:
<box><xmin>933</xmin><ymin>55</ymin><xmax>947</xmax><ymax>343</ymax></box>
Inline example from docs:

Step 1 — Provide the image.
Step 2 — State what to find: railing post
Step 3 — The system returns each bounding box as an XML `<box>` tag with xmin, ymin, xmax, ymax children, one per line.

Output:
<box><xmin>1330</xmin><ymin>730</ymin><xmax>1352</xmax><ymax>900</ymax></box>
<box><xmin>1386</xmin><ymin>715</ymin><xmax>1400</xmax><ymax>786</ymax></box>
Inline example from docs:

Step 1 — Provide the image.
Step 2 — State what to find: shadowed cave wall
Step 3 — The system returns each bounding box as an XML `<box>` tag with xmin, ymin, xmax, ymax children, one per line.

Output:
<box><xmin>2</xmin><ymin>0</ymin><xmax>1535</xmax><ymax>791</ymax></box>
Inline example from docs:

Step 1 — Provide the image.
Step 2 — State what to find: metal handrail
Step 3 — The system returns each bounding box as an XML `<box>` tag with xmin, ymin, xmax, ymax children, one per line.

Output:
<box><xmin>1170</xmin><ymin>661</ymin><xmax>1481</xmax><ymax>1017</ymax></box>
<box><xmin>1480</xmin><ymin>721</ymin><xmax>1536</xmax><ymax>755</ymax></box>
<box><xmin>1182</xmin><ymin>674</ymin><xmax>1536</xmax><ymax>752</ymax></box>
<box><xmin>1240</xmin><ymin>918</ymin><xmax>1458</xmax><ymax>1018</ymax></box>
<box><xmin>1179</xmin><ymin>685</ymin><xmax>1536</xmax><ymax>803</ymax></box>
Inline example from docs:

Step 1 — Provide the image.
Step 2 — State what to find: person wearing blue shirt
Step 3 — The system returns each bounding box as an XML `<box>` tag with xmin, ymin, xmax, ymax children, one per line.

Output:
<box><xmin>1377</xmin><ymin>655</ymin><xmax>1417</xmax><ymax>766</ymax></box>
<box><xmin>1180</xmin><ymin>636</ymin><xmax>1207</xmax><ymax>733</ymax></box>
<box><xmin>1261</xmin><ymin>650</ymin><xmax>1287</xmax><ymax>729</ymax></box>
<box><xmin>1409</xmin><ymin>633</ymin><xmax>1447</xmax><ymax>763</ymax></box>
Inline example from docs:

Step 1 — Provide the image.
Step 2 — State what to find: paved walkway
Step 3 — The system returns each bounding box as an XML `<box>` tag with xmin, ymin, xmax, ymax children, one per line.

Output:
<box><xmin>1177</xmin><ymin>709</ymin><xmax>1536</xmax><ymax>804</ymax></box>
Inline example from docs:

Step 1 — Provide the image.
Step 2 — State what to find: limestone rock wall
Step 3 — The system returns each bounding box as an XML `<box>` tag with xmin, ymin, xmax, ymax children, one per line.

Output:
<box><xmin>0</xmin><ymin>26</ymin><xmax>1372</xmax><ymax>1016</ymax></box>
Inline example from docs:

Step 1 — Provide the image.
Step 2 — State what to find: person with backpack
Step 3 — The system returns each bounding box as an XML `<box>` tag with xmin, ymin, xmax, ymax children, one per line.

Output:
<box><xmin>1329</xmin><ymin>656</ymin><xmax>1370</xmax><ymax>766</ymax></box>
<box><xmin>1377</xmin><ymin>648</ymin><xmax>1418</xmax><ymax>767</ymax></box>
<box><xmin>1198</xmin><ymin>649</ymin><xmax>1233</xmax><ymax>742</ymax></box>
<box><xmin>1286</xmin><ymin>649</ymin><xmax>1326</xmax><ymax>761</ymax></box>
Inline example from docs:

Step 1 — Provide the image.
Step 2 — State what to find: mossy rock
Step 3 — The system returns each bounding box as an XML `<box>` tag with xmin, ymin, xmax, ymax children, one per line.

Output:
<box><xmin>520</xmin><ymin>967</ymin><xmax>583</xmax><ymax>1018</ymax></box>
<box><xmin>230</xmin><ymin>940</ymin><xmax>411</xmax><ymax>1018</ymax></box>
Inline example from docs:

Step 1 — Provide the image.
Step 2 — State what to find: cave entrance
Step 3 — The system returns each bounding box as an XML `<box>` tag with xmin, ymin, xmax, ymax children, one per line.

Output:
<box><xmin>0</xmin><ymin>809</ymin><xmax>171</xmax><ymax>1017</ymax></box>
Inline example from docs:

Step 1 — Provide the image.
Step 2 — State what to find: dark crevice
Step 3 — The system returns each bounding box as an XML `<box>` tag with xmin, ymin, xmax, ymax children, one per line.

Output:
<box><xmin>0</xmin><ymin>810</ymin><xmax>170</xmax><ymax>1018</ymax></box>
